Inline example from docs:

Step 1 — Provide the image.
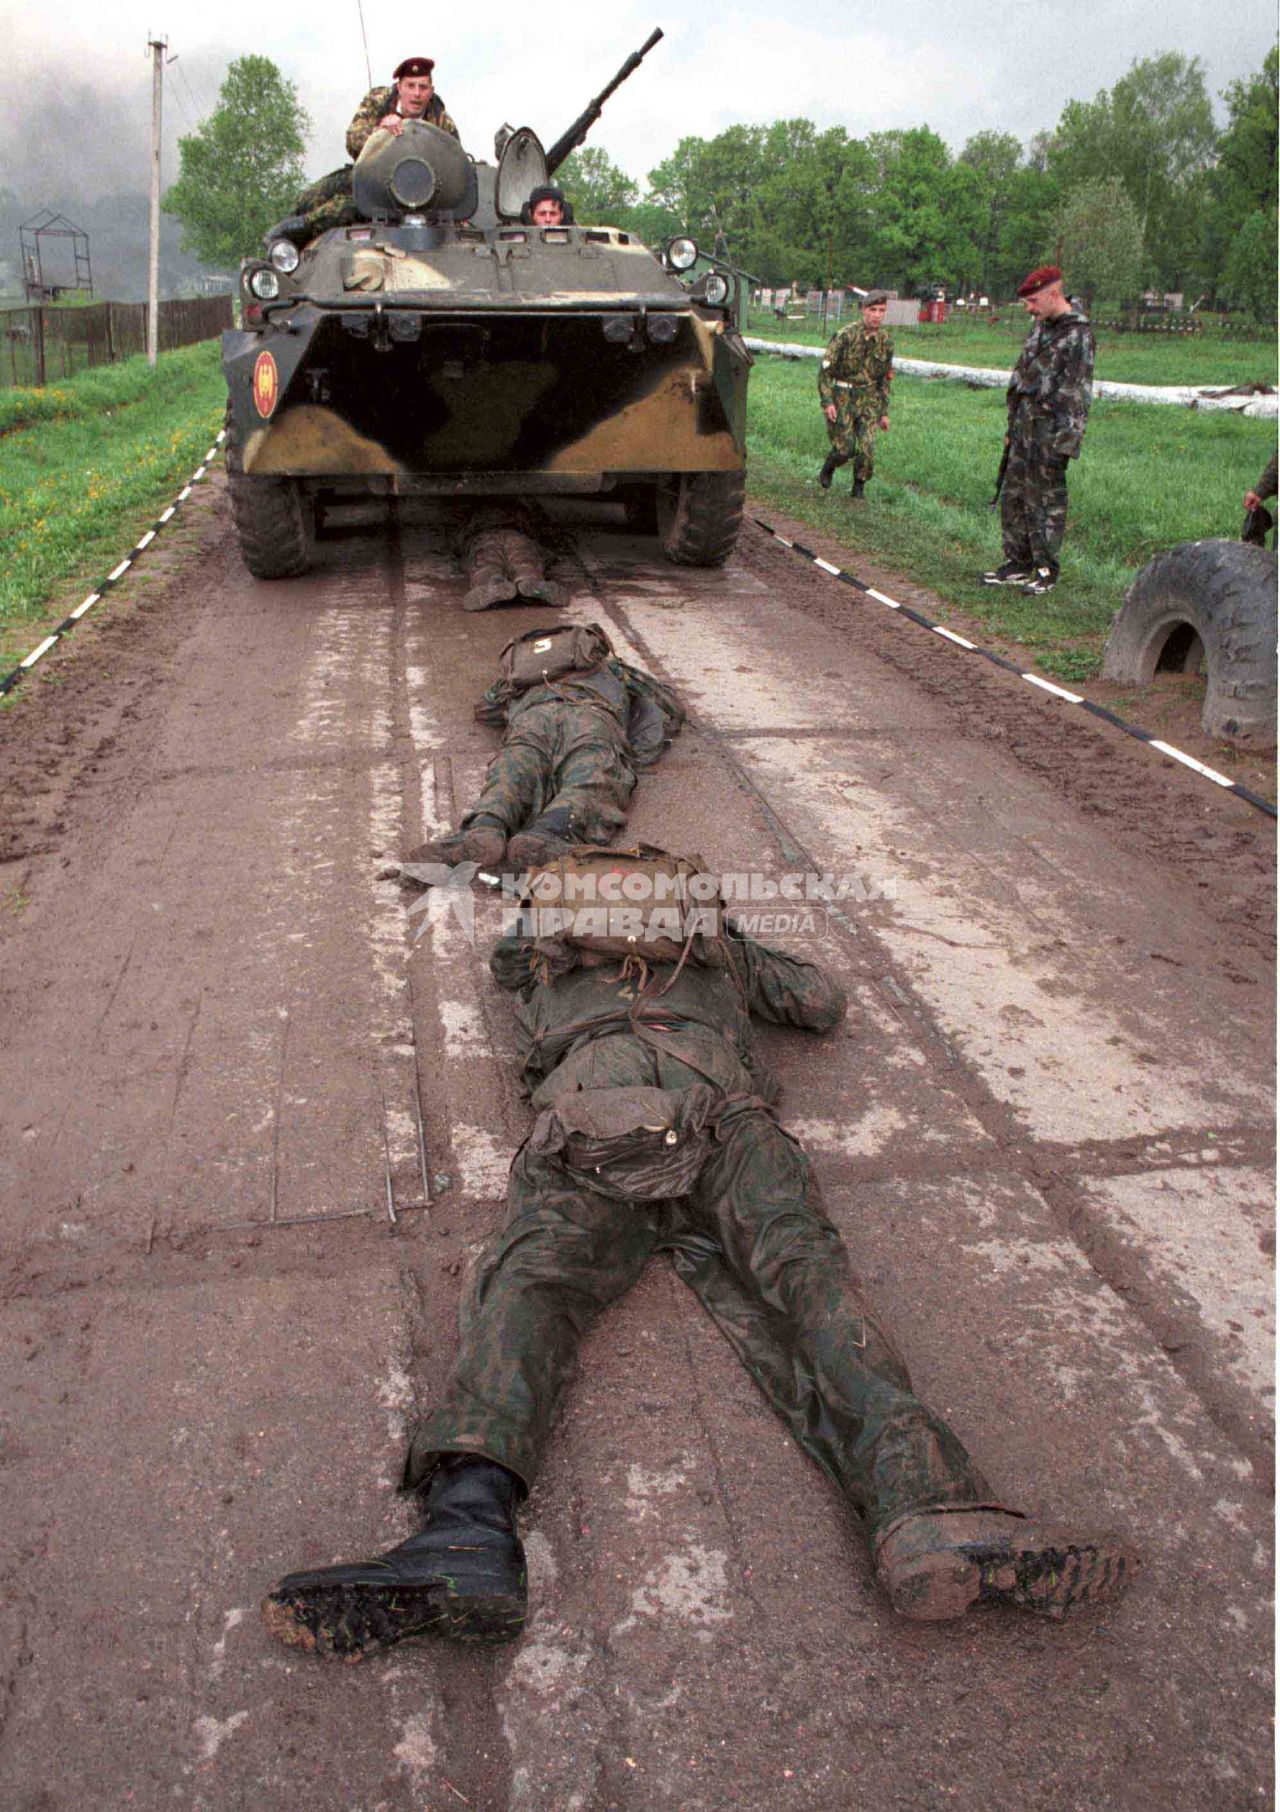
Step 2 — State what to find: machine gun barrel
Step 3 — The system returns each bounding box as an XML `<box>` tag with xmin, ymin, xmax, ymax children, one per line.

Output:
<box><xmin>545</xmin><ymin>28</ymin><xmax>664</xmax><ymax>174</ymax></box>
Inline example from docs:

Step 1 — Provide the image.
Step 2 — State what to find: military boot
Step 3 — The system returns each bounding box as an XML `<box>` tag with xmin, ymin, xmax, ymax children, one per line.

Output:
<box><xmin>400</xmin><ymin>818</ymin><xmax>507</xmax><ymax>872</ymax></box>
<box><xmin>851</xmin><ymin>479</ymin><xmax>867</xmax><ymax>500</ymax></box>
<box><xmin>261</xmin><ymin>1456</ymin><xmax>528</xmax><ymax>1660</ymax></box>
<box><xmin>506</xmin><ymin>808</ymin><xmax>575</xmax><ymax>870</ymax></box>
<box><xmin>818</xmin><ymin>452</ymin><xmax>840</xmax><ymax>491</ymax></box>
<box><xmin>874</xmin><ymin>1508</ymin><xmax>1137</xmax><ymax>1623</ymax></box>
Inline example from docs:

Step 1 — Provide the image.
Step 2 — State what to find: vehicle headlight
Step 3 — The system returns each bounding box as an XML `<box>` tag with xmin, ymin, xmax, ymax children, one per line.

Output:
<box><xmin>269</xmin><ymin>239</ymin><xmax>300</xmax><ymax>274</ymax></box>
<box><xmin>249</xmin><ymin>266</ymin><xmax>280</xmax><ymax>300</ymax></box>
<box><xmin>703</xmin><ymin>270</ymin><xmax>731</xmax><ymax>306</ymax></box>
<box><xmin>666</xmin><ymin>236</ymin><xmax>698</xmax><ymax>272</ymax></box>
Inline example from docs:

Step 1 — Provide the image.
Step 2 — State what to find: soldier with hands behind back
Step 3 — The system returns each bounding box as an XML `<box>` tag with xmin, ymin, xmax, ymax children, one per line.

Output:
<box><xmin>818</xmin><ymin>291</ymin><xmax>893</xmax><ymax>500</ymax></box>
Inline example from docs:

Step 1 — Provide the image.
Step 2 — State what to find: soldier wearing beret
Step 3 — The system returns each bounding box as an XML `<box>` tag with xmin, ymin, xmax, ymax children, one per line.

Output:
<box><xmin>346</xmin><ymin>57</ymin><xmax>460</xmax><ymax>159</ymax></box>
<box><xmin>983</xmin><ymin>266</ymin><xmax>1094</xmax><ymax>596</ymax></box>
<box><xmin>274</xmin><ymin>57</ymin><xmax>461</xmax><ymax>250</ymax></box>
<box><xmin>818</xmin><ymin>291</ymin><xmax>893</xmax><ymax>500</ymax></box>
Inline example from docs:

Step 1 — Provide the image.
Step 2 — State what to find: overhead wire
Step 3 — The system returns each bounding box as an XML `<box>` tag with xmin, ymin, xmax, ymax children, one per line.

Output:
<box><xmin>354</xmin><ymin>0</ymin><xmax>374</xmax><ymax>89</ymax></box>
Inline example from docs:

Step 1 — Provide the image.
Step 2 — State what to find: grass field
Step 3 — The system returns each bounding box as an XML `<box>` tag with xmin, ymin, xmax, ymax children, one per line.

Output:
<box><xmin>0</xmin><ymin>341</ymin><xmax>225</xmax><ymax>668</ymax></box>
<box><xmin>744</xmin><ymin>310</ymin><xmax>1279</xmax><ymax>389</ymax></box>
<box><xmin>746</xmin><ymin>353</ymin><xmax>1277</xmax><ymax>682</ymax></box>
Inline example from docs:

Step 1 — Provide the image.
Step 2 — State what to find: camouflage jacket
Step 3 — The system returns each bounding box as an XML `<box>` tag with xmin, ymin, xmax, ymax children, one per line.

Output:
<box><xmin>490</xmin><ymin>923</ymin><xmax>846</xmax><ymax>1103</ymax></box>
<box><xmin>1006</xmin><ymin>310</ymin><xmax>1095</xmax><ymax>459</ymax></box>
<box><xmin>1255</xmin><ymin>451</ymin><xmax>1278</xmax><ymax>501</ymax></box>
<box><xmin>346</xmin><ymin>87</ymin><xmax>459</xmax><ymax>159</ymax></box>
<box><xmin>819</xmin><ymin>322</ymin><xmax>893</xmax><ymax>414</ymax></box>
<box><xmin>474</xmin><ymin>658</ymin><xmax>683</xmax><ymax>769</ymax></box>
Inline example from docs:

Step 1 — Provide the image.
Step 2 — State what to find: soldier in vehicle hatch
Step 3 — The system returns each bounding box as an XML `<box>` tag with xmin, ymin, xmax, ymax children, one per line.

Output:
<box><xmin>818</xmin><ymin>290</ymin><xmax>894</xmax><ymax>499</ymax></box>
<box><xmin>260</xmin><ymin>846</ymin><xmax>1137</xmax><ymax>1659</ymax></box>
<box><xmin>982</xmin><ymin>265</ymin><xmax>1094</xmax><ymax>597</ymax></box>
<box><xmin>397</xmin><ymin>624</ymin><xmax>683</xmax><ymax>872</ymax></box>
<box><xmin>271</xmin><ymin>57</ymin><xmax>460</xmax><ymax>249</ymax></box>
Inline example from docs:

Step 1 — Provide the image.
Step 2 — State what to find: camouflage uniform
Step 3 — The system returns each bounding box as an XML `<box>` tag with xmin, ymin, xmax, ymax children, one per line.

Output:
<box><xmin>1001</xmin><ymin>309</ymin><xmax>1094</xmax><ymax>581</ymax></box>
<box><xmin>346</xmin><ymin>87</ymin><xmax>459</xmax><ymax>159</ymax></box>
<box><xmin>287</xmin><ymin>90</ymin><xmax>461</xmax><ymax>245</ymax></box>
<box><xmin>819</xmin><ymin>320</ymin><xmax>893</xmax><ymax>486</ymax></box>
<box><xmin>404</xmin><ymin>925</ymin><xmax>994</xmax><ymax>1542</ymax></box>
<box><xmin>461</xmin><ymin>661</ymin><xmax>682</xmax><ymax>849</ymax></box>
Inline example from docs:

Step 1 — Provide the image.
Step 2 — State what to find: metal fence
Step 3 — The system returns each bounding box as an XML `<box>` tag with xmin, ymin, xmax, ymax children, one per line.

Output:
<box><xmin>0</xmin><ymin>297</ymin><xmax>234</xmax><ymax>388</ymax></box>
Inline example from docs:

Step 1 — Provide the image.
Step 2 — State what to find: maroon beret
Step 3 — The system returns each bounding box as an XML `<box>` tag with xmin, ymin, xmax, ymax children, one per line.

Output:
<box><xmin>1018</xmin><ymin>264</ymin><xmax>1062</xmax><ymax>298</ymax></box>
<box><xmin>393</xmin><ymin>56</ymin><xmax>435</xmax><ymax>80</ymax></box>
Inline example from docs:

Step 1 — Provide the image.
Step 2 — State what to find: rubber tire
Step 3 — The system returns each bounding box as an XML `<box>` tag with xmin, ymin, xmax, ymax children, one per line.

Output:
<box><xmin>1103</xmin><ymin>539</ymin><xmax>1277</xmax><ymax>746</ymax></box>
<box><xmin>656</xmin><ymin>470</ymin><xmax>746</xmax><ymax>567</ymax></box>
<box><xmin>224</xmin><ymin>410</ymin><xmax>314</xmax><ymax>580</ymax></box>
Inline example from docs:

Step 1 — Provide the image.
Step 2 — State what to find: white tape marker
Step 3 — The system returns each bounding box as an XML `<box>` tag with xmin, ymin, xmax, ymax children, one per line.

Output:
<box><xmin>814</xmin><ymin>557</ymin><xmax>841</xmax><ymax>575</ymax></box>
<box><xmin>70</xmin><ymin>593</ymin><xmax>102</xmax><ymax>620</ymax></box>
<box><xmin>933</xmin><ymin>626</ymin><xmax>975</xmax><ymax>649</ymax></box>
<box><xmin>1022</xmin><ymin>673</ymin><xmax>1084</xmax><ymax>704</ymax></box>
<box><xmin>867</xmin><ymin>588</ymin><xmax>901</xmax><ymax>609</ymax></box>
<box><xmin>20</xmin><ymin>636</ymin><xmax>59</xmax><ymax>668</ymax></box>
<box><xmin>1150</xmin><ymin>741</ymin><xmax>1235</xmax><ymax>787</ymax></box>
<box><xmin>135</xmin><ymin>529</ymin><xmax>156</xmax><ymax>551</ymax></box>
<box><xmin>107</xmin><ymin>559</ymin><xmax>132</xmax><ymax>583</ymax></box>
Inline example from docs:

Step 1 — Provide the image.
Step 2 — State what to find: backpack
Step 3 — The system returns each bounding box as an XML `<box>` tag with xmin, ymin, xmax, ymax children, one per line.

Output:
<box><xmin>499</xmin><ymin>623</ymin><xmax>611</xmax><ymax>695</ymax></box>
<box><xmin>520</xmin><ymin>844</ymin><xmax>722</xmax><ymax>964</ymax></box>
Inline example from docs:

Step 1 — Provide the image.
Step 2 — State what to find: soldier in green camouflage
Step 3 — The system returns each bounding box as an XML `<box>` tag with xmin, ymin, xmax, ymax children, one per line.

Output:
<box><xmin>400</xmin><ymin>627</ymin><xmax>683</xmax><ymax>872</ymax></box>
<box><xmin>818</xmin><ymin>291</ymin><xmax>894</xmax><ymax>499</ymax></box>
<box><xmin>274</xmin><ymin>57</ymin><xmax>461</xmax><ymax>248</ymax></box>
<box><xmin>983</xmin><ymin>265</ymin><xmax>1095</xmax><ymax>596</ymax></box>
<box><xmin>261</xmin><ymin>855</ymin><xmax>1136</xmax><ymax>1659</ymax></box>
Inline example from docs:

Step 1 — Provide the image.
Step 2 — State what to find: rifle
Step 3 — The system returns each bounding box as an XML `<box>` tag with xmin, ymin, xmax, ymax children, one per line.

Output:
<box><xmin>989</xmin><ymin>437</ymin><xmax>1011</xmax><ymax>508</ymax></box>
<box><xmin>545</xmin><ymin>28</ymin><xmax>664</xmax><ymax>175</ymax></box>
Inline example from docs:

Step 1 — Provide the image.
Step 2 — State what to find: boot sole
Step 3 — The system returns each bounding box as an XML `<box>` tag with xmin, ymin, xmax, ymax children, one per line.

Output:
<box><xmin>888</xmin><ymin>1532</ymin><xmax>1135</xmax><ymax>1622</ymax></box>
<box><xmin>262</xmin><ymin>1579</ymin><xmax>527</xmax><ymax>1660</ymax></box>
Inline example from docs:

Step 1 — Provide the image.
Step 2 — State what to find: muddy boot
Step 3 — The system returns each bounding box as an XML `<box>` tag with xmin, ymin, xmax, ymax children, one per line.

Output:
<box><xmin>400</xmin><ymin>818</ymin><xmax>507</xmax><ymax>872</ymax></box>
<box><xmin>874</xmin><ymin>1508</ymin><xmax>1137</xmax><ymax>1623</ymax></box>
<box><xmin>851</xmin><ymin>478</ymin><xmax>867</xmax><ymax>500</ymax></box>
<box><xmin>506</xmin><ymin>808</ymin><xmax>576</xmax><ymax>870</ymax></box>
<box><xmin>818</xmin><ymin>452</ymin><xmax>839</xmax><ymax>490</ymax></box>
<box><xmin>261</xmin><ymin>1456</ymin><xmax>527</xmax><ymax>1660</ymax></box>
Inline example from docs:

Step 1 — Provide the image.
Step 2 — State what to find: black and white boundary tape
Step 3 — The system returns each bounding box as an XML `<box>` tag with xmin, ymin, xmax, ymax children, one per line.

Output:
<box><xmin>0</xmin><ymin>427</ymin><xmax>227</xmax><ymax>702</ymax></box>
<box><xmin>753</xmin><ymin>517</ymin><xmax>1277</xmax><ymax>822</ymax></box>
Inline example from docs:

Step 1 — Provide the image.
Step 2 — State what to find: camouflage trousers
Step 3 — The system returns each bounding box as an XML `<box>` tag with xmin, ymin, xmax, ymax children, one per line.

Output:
<box><xmin>825</xmin><ymin>394</ymin><xmax>881</xmax><ymax>482</ymax></box>
<box><xmin>405</xmin><ymin>1098</ymin><xmax>992</xmax><ymax>1542</ymax></box>
<box><xmin>1001</xmin><ymin>425</ymin><xmax>1070</xmax><ymax>579</ymax></box>
<box><xmin>462</xmin><ymin>701</ymin><xmax>637</xmax><ymax>845</ymax></box>
<box><xmin>293</xmin><ymin>165</ymin><xmax>361</xmax><ymax>243</ymax></box>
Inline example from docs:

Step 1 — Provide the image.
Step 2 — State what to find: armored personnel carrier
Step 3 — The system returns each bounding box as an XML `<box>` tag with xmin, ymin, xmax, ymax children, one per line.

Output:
<box><xmin>221</xmin><ymin>32</ymin><xmax>751</xmax><ymax>578</ymax></box>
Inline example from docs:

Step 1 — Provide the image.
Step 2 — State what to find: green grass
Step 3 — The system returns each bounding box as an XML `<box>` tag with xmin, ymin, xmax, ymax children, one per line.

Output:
<box><xmin>0</xmin><ymin>341</ymin><xmax>225</xmax><ymax>660</ymax></box>
<box><xmin>745</xmin><ymin>310</ymin><xmax>1279</xmax><ymax>388</ymax></box>
<box><xmin>746</xmin><ymin>354</ymin><xmax>1278</xmax><ymax>682</ymax></box>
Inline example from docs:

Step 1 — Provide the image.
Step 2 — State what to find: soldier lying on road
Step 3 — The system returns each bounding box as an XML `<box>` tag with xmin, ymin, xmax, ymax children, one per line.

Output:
<box><xmin>261</xmin><ymin>847</ymin><xmax>1136</xmax><ymax>1659</ymax></box>
<box><xmin>399</xmin><ymin>624</ymin><xmax>683</xmax><ymax>872</ymax></box>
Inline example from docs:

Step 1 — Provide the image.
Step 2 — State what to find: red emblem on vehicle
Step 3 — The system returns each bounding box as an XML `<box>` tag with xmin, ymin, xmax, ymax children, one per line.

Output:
<box><xmin>252</xmin><ymin>351</ymin><xmax>279</xmax><ymax>418</ymax></box>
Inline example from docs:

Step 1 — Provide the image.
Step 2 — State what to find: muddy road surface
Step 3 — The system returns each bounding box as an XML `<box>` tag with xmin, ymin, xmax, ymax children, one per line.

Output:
<box><xmin>0</xmin><ymin>481</ymin><xmax>1273</xmax><ymax>1811</ymax></box>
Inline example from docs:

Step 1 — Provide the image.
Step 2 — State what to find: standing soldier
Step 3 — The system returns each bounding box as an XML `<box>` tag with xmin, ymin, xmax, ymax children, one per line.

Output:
<box><xmin>818</xmin><ymin>291</ymin><xmax>893</xmax><ymax>499</ymax></box>
<box><xmin>983</xmin><ymin>265</ymin><xmax>1094</xmax><ymax>596</ymax></box>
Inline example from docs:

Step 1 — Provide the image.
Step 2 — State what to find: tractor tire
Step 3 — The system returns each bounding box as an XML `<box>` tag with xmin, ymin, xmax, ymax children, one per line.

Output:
<box><xmin>224</xmin><ymin>411</ymin><xmax>314</xmax><ymax>580</ymax></box>
<box><xmin>1103</xmin><ymin>539</ymin><xmax>1277</xmax><ymax>746</ymax></box>
<box><xmin>657</xmin><ymin>470</ymin><xmax>745</xmax><ymax>567</ymax></box>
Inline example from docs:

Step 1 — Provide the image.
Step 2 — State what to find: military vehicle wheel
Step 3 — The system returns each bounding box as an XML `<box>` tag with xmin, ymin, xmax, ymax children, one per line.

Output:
<box><xmin>1103</xmin><ymin>539</ymin><xmax>1277</xmax><ymax>746</ymax></box>
<box><xmin>656</xmin><ymin>471</ymin><xmax>745</xmax><ymax>567</ymax></box>
<box><xmin>224</xmin><ymin>416</ymin><xmax>314</xmax><ymax>580</ymax></box>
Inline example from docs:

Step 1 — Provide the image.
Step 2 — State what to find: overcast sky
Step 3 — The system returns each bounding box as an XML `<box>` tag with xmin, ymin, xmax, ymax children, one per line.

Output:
<box><xmin>2</xmin><ymin>0</ymin><xmax>1276</xmax><ymax>203</ymax></box>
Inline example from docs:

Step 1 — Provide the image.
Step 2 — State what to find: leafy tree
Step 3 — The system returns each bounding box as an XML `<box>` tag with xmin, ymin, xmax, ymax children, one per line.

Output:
<box><xmin>163</xmin><ymin>56</ymin><xmax>309</xmax><ymax>266</ymax></box>
<box><xmin>1222</xmin><ymin>210</ymin><xmax>1276</xmax><ymax>319</ymax></box>
<box><xmin>1197</xmin><ymin>48</ymin><xmax>1278</xmax><ymax>305</ymax></box>
<box><xmin>1053</xmin><ymin>176</ymin><xmax>1145</xmax><ymax>305</ymax></box>
<box><xmin>1047</xmin><ymin>54</ymin><xmax>1217</xmax><ymax>285</ymax></box>
<box><xmin>557</xmin><ymin>148</ymin><xmax>638</xmax><ymax>224</ymax></box>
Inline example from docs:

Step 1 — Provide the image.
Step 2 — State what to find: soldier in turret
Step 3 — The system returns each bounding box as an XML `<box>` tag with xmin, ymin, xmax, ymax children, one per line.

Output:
<box><xmin>260</xmin><ymin>849</ymin><xmax>1137</xmax><ymax>1659</ymax></box>
<box><xmin>274</xmin><ymin>57</ymin><xmax>460</xmax><ymax>249</ymax></box>
<box><xmin>982</xmin><ymin>266</ymin><xmax>1094</xmax><ymax>596</ymax></box>
<box><xmin>818</xmin><ymin>291</ymin><xmax>894</xmax><ymax>500</ymax></box>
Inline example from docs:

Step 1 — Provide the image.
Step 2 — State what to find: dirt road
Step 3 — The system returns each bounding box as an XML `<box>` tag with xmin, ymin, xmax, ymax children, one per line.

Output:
<box><xmin>0</xmin><ymin>481</ymin><xmax>1272</xmax><ymax>1810</ymax></box>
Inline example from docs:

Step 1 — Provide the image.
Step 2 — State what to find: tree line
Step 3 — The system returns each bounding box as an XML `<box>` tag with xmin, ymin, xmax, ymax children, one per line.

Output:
<box><xmin>162</xmin><ymin>49</ymin><xmax>1276</xmax><ymax>319</ymax></box>
<box><xmin>558</xmin><ymin>48</ymin><xmax>1277</xmax><ymax>316</ymax></box>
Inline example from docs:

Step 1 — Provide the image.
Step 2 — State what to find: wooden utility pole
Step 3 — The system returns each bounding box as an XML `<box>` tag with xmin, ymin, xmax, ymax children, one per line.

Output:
<box><xmin>147</xmin><ymin>34</ymin><xmax>167</xmax><ymax>367</ymax></box>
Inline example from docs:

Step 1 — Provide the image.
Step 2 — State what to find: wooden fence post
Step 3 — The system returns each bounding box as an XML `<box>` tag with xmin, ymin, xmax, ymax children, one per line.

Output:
<box><xmin>32</xmin><ymin>307</ymin><xmax>46</xmax><ymax>387</ymax></box>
